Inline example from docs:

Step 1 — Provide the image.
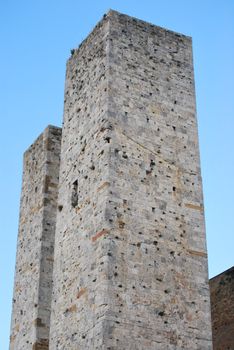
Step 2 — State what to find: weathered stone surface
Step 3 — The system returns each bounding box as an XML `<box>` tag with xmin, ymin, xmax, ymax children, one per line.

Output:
<box><xmin>210</xmin><ymin>266</ymin><xmax>234</xmax><ymax>350</ymax></box>
<box><xmin>10</xmin><ymin>126</ymin><xmax>61</xmax><ymax>349</ymax></box>
<box><xmin>49</xmin><ymin>10</ymin><xmax>212</xmax><ymax>349</ymax></box>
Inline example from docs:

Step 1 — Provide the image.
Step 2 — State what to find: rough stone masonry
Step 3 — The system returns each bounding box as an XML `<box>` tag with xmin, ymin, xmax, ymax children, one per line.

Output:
<box><xmin>210</xmin><ymin>266</ymin><xmax>234</xmax><ymax>350</ymax></box>
<box><xmin>10</xmin><ymin>126</ymin><xmax>61</xmax><ymax>349</ymax></box>
<box><xmin>10</xmin><ymin>10</ymin><xmax>213</xmax><ymax>349</ymax></box>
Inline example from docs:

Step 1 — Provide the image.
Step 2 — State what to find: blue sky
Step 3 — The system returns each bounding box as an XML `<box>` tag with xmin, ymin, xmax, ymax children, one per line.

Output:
<box><xmin>1</xmin><ymin>0</ymin><xmax>233</xmax><ymax>348</ymax></box>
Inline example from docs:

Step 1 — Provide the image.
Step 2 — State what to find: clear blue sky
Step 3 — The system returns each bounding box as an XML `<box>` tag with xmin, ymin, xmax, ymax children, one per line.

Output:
<box><xmin>1</xmin><ymin>1</ymin><xmax>233</xmax><ymax>348</ymax></box>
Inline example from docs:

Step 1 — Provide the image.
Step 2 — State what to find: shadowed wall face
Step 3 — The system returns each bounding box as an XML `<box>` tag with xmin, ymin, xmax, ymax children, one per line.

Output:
<box><xmin>49</xmin><ymin>15</ymin><xmax>111</xmax><ymax>349</ymax></box>
<box><xmin>50</xmin><ymin>11</ymin><xmax>212</xmax><ymax>349</ymax></box>
<box><xmin>10</xmin><ymin>126</ymin><xmax>61</xmax><ymax>350</ymax></box>
<box><xmin>210</xmin><ymin>267</ymin><xmax>234</xmax><ymax>350</ymax></box>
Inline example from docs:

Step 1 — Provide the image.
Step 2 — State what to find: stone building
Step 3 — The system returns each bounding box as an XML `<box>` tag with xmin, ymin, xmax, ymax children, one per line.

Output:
<box><xmin>210</xmin><ymin>266</ymin><xmax>234</xmax><ymax>350</ymax></box>
<box><xmin>10</xmin><ymin>10</ymin><xmax>213</xmax><ymax>349</ymax></box>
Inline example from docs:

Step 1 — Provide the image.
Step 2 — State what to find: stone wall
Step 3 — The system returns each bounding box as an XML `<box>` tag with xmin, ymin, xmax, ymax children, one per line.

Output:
<box><xmin>49</xmin><ymin>10</ymin><xmax>212</xmax><ymax>349</ymax></box>
<box><xmin>10</xmin><ymin>126</ymin><xmax>61</xmax><ymax>350</ymax></box>
<box><xmin>49</xmin><ymin>14</ymin><xmax>111</xmax><ymax>349</ymax></box>
<box><xmin>210</xmin><ymin>266</ymin><xmax>234</xmax><ymax>350</ymax></box>
<box><xmin>103</xmin><ymin>10</ymin><xmax>212</xmax><ymax>349</ymax></box>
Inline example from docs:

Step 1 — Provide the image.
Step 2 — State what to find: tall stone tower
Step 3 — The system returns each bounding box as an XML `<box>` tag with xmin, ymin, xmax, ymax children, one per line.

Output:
<box><xmin>10</xmin><ymin>10</ymin><xmax>213</xmax><ymax>349</ymax></box>
<box><xmin>10</xmin><ymin>126</ymin><xmax>61</xmax><ymax>349</ymax></box>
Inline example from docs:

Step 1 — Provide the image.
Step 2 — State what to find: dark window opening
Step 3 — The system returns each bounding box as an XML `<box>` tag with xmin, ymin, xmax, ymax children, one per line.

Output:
<box><xmin>71</xmin><ymin>180</ymin><xmax>78</xmax><ymax>208</ymax></box>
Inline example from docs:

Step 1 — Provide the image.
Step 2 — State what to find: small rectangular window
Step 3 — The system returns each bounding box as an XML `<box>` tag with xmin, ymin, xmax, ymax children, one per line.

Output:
<box><xmin>71</xmin><ymin>180</ymin><xmax>78</xmax><ymax>208</ymax></box>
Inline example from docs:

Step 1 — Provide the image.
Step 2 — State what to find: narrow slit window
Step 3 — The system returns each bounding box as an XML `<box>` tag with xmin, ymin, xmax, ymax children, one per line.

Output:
<box><xmin>71</xmin><ymin>180</ymin><xmax>78</xmax><ymax>208</ymax></box>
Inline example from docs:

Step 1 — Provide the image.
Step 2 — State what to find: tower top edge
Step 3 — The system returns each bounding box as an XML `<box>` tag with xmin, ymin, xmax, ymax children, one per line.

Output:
<box><xmin>69</xmin><ymin>9</ymin><xmax>192</xmax><ymax>60</ymax></box>
<box><xmin>23</xmin><ymin>124</ymin><xmax>61</xmax><ymax>156</ymax></box>
<box><xmin>106</xmin><ymin>9</ymin><xmax>192</xmax><ymax>39</ymax></box>
<box><xmin>210</xmin><ymin>266</ymin><xmax>234</xmax><ymax>281</ymax></box>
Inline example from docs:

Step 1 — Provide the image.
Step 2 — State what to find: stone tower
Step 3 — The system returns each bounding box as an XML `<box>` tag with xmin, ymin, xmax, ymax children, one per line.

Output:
<box><xmin>10</xmin><ymin>126</ymin><xmax>61</xmax><ymax>349</ymax></box>
<box><xmin>10</xmin><ymin>10</ymin><xmax>213</xmax><ymax>349</ymax></box>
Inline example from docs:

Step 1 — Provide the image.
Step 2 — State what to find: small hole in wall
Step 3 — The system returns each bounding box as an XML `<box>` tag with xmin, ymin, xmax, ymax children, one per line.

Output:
<box><xmin>58</xmin><ymin>205</ymin><xmax>63</xmax><ymax>212</ymax></box>
<box><xmin>71</xmin><ymin>180</ymin><xmax>78</xmax><ymax>208</ymax></box>
<box><xmin>158</xmin><ymin>311</ymin><xmax>164</xmax><ymax>316</ymax></box>
<box><xmin>104</xmin><ymin>136</ymin><xmax>111</xmax><ymax>143</ymax></box>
